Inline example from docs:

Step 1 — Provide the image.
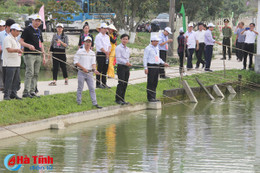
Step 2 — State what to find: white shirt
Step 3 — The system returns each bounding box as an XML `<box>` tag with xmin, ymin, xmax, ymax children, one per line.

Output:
<box><xmin>94</xmin><ymin>32</ymin><xmax>111</xmax><ymax>52</ymax></box>
<box><xmin>184</xmin><ymin>31</ymin><xmax>197</xmax><ymax>49</ymax></box>
<box><xmin>74</xmin><ymin>48</ymin><xmax>96</xmax><ymax>70</ymax></box>
<box><xmin>143</xmin><ymin>44</ymin><xmax>164</xmax><ymax>70</ymax></box>
<box><xmin>115</xmin><ymin>43</ymin><xmax>130</xmax><ymax>65</ymax></box>
<box><xmin>243</xmin><ymin>30</ymin><xmax>257</xmax><ymax>44</ymax></box>
<box><xmin>3</xmin><ymin>34</ymin><xmax>21</xmax><ymax>67</ymax></box>
<box><xmin>195</xmin><ymin>30</ymin><xmax>205</xmax><ymax>43</ymax></box>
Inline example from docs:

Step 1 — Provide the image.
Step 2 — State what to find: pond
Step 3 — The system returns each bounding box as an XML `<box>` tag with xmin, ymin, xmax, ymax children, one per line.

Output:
<box><xmin>0</xmin><ymin>90</ymin><xmax>259</xmax><ymax>172</ymax></box>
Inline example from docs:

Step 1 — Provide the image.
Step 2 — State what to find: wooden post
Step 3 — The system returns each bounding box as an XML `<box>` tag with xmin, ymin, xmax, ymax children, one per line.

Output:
<box><xmin>195</xmin><ymin>78</ymin><xmax>215</xmax><ymax>100</ymax></box>
<box><xmin>227</xmin><ymin>85</ymin><xmax>237</xmax><ymax>94</ymax></box>
<box><xmin>168</xmin><ymin>0</ymin><xmax>175</xmax><ymax>56</ymax></box>
<box><xmin>213</xmin><ymin>84</ymin><xmax>225</xmax><ymax>98</ymax></box>
<box><xmin>182</xmin><ymin>80</ymin><xmax>198</xmax><ymax>103</ymax></box>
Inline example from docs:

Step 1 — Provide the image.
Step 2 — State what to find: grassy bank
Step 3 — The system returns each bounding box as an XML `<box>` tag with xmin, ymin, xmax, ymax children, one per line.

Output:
<box><xmin>0</xmin><ymin>70</ymin><xmax>259</xmax><ymax>126</ymax></box>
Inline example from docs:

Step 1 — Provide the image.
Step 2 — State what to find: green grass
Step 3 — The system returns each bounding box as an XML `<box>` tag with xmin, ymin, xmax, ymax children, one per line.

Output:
<box><xmin>0</xmin><ymin>69</ymin><xmax>259</xmax><ymax>126</ymax></box>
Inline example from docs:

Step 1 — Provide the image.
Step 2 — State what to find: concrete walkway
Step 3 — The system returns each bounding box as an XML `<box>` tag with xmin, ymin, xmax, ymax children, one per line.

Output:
<box><xmin>0</xmin><ymin>55</ymin><xmax>243</xmax><ymax>101</ymax></box>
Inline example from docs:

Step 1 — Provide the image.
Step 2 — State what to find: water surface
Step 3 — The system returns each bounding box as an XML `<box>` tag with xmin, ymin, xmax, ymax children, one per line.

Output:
<box><xmin>0</xmin><ymin>90</ymin><xmax>259</xmax><ymax>173</ymax></box>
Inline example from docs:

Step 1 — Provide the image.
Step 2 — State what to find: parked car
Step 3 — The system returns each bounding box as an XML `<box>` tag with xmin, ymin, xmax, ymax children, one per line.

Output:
<box><xmin>151</xmin><ymin>13</ymin><xmax>169</xmax><ymax>32</ymax></box>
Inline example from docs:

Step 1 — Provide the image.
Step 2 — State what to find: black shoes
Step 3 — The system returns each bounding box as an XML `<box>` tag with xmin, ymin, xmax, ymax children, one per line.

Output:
<box><xmin>3</xmin><ymin>96</ymin><xmax>11</xmax><ymax>100</ymax></box>
<box><xmin>160</xmin><ymin>76</ymin><xmax>170</xmax><ymax>79</ymax></box>
<box><xmin>104</xmin><ymin>85</ymin><xmax>111</xmax><ymax>89</ymax></box>
<box><xmin>220</xmin><ymin>58</ymin><xmax>226</xmax><ymax>60</ymax></box>
<box><xmin>10</xmin><ymin>94</ymin><xmax>22</xmax><ymax>100</ymax></box>
<box><xmin>148</xmin><ymin>99</ymin><xmax>160</xmax><ymax>102</ymax></box>
<box><xmin>115</xmin><ymin>100</ymin><xmax>129</xmax><ymax>105</ymax></box>
<box><xmin>205</xmin><ymin>69</ymin><xmax>213</xmax><ymax>72</ymax></box>
<box><xmin>30</xmin><ymin>93</ymin><xmax>40</xmax><ymax>98</ymax></box>
<box><xmin>96</xmin><ymin>85</ymin><xmax>111</xmax><ymax>89</ymax></box>
<box><xmin>96</xmin><ymin>85</ymin><xmax>105</xmax><ymax>89</ymax></box>
<box><xmin>22</xmin><ymin>93</ymin><xmax>33</xmax><ymax>98</ymax></box>
<box><xmin>94</xmin><ymin>104</ymin><xmax>103</xmax><ymax>109</ymax></box>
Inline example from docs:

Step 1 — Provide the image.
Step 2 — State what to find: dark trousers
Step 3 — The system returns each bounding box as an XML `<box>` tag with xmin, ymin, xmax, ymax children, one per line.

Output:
<box><xmin>223</xmin><ymin>37</ymin><xmax>231</xmax><ymax>59</ymax></box>
<box><xmin>115</xmin><ymin>64</ymin><xmax>129</xmax><ymax>102</ymax></box>
<box><xmin>96</xmin><ymin>52</ymin><xmax>108</xmax><ymax>86</ymax></box>
<box><xmin>196</xmin><ymin>43</ymin><xmax>205</xmax><ymax>67</ymax></box>
<box><xmin>159</xmin><ymin>50</ymin><xmax>167</xmax><ymax>77</ymax></box>
<box><xmin>244</xmin><ymin>43</ymin><xmax>255</xmax><ymax>69</ymax></box>
<box><xmin>52</xmin><ymin>49</ymin><xmax>68</xmax><ymax>80</ymax></box>
<box><xmin>4</xmin><ymin>67</ymin><xmax>20</xmax><ymax>97</ymax></box>
<box><xmin>205</xmin><ymin>45</ymin><xmax>213</xmax><ymax>70</ymax></box>
<box><xmin>236</xmin><ymin>42</ymin><xmax>245</xmax><ymax>61</ymax></box>
<box><xmin>178</xmin><ymin>52</ymin><xmax>184</xmax><ymax>69</ymax></box>
<box><xmin>147</xmin><ymin>63</ymin><xmax>159</xmax><ymax>101</ymax></box>
<box><xmin>187</xmin><ymin>48</ymin><xmax>195</xmax><ymax>69</ymax></box>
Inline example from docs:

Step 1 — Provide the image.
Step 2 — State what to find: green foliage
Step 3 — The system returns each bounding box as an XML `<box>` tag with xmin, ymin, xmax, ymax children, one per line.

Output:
<box><xmin>0</xmin><ymin>70</ymin><xmax>259</xmax><ymax>126</ymax></box>
<box><xmin>0</xmin><ymin>0</ymin><xmax>32</xmax><ymax>19</ymax></box>
<box><xmin>44</xmin><ymin>0</ymin><xmax>83</xmax><ymax>23</ymax></box>
<box><xmin>108</xmin><ymin>0</ymin><xmax>157</xmax><ymax>31</ymax></box>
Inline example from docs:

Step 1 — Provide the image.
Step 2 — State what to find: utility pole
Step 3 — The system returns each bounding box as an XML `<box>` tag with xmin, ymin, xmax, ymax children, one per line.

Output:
<box><xmin>168</xmin><ymin>0</ymin><xmax>175</xmax><ymax>57</ymax></box>
<box><xmin>255</xmin><ymin>0</ymin><xmax>260</xmax><ymax>73</ymax></box>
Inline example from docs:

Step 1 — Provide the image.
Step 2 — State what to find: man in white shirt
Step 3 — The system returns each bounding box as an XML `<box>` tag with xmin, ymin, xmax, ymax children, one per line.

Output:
<box><xmin>143</xmin><ymin>35</ymin><xmax>169</xmax><ymax>102</ymax></box>
<box><xmin>241</xmin><ymin>23</ymin><xmax>259</xmax><ymax>70</ymax></box>
<box><xmin>74</xmin><ymin>36</ymin><xmax>102</xmax><ymax>109</ymax></box>
<box><xmin>195</xmin><ymin>23</ymin><xmax>206</xmax><ymax>68</ymax></box>
<box><xmin>94</xmin><ymin>23</ymin><xmax>111</xmax><ymax>89</ymax></box>
<box><xmin>3</xmin><ymin>24</ymin><xmax>23</xmax><ymax>100</ymax></box>
<box><xmin>184</xmin><ymin>23</ymin><xmax>199</xmax><ymax>70</ymax></box>
<box><xmin>0</xmin><ymin>19</ymin><xmax>15</xmax><ymax>91</ymax></box>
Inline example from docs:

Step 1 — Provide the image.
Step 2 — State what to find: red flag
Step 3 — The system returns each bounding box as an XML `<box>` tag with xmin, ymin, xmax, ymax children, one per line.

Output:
<box><xmin>39</xmin><ymin>5</ymin><xmax>46</xmax><ymax>29</ymax></box>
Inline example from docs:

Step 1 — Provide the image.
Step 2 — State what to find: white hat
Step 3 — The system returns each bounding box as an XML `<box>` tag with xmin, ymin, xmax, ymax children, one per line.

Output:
<box><xmin>188</xmin><ymin>23</ymin><xmax>193</xmax><ymax>27</ymax></box>
<box><xmin>108</xmin><ymin>24</ymin><xmax>117</xmax><ymax>31</ymax></box>
<box><xmin>164</xmin><ymin>27</ymin><xmax>172</xmax><ymax>34</ymax></box>
<box><xmin>84</xmin><ymin>36</ymin><xmax>92</xmax><ymax>42</ymax></box>
<box><xmin>0</xmin><ymin>20</ymin><xmax>5</xmax><ymax>26</ymax></box>
<box><xmin>100</xmin><ymin>23</ymin><xmax>108</xmax><ymax>29</ymax></box>
<box><xmin>10</xmin><ymin>24</ymin><xmax>23</xmax><ymax>31</ymax></box>
<box><xmin>150</xmin><ymin>35</ymin><xmax>161</xmax><ymax>41</ymax></box>
<box><xmin>179</xmin><ymin>27</ymin><xmax>184</xmax><ymax>33</ymax></box>
<box><xmin>56</xmin><ymin>23</ymin><xmax>64</xmax><ymax>28</ymax></box>
<box><xmin>32</xmin><ymin>14</ymin><xmax>42</xmax><ymax>21</ymax></box>
<box><xmin>207</xmin><ymin>23</ymin><xmax>215</xmax><ymax>27</ymax></box>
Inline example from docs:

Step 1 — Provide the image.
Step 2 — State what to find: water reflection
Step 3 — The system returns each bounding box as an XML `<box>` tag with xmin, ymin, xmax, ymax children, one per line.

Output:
<box><xmin>0</xmin><ymin>91</ymin><xmax>259</xmax><ymax>172</ymax></box>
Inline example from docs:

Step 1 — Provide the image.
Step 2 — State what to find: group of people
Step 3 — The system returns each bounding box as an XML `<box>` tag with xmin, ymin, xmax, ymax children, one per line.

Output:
<box><xmin>177</xmin><ymin>19</ymin><xmax>258</xmax><ymax>73</ymax></box>
<box><xmin>1</xmin><ymin>15</ymin><xmax>258</xmax><ymax>109</ymax></box>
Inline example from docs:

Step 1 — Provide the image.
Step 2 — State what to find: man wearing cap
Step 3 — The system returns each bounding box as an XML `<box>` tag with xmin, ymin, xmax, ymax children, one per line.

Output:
<box><xmin>94</xmin><ymin>23</ymin><xmax>111</xmax><ymax>89</ymax></box>
<box><xmin>0</xmin><ymin>20</ymin><xmax>5</xmax><ymax>32</ymax></box>
<box><xmin>204</xmin><ymin>23</ymin><xmax>222</xmax><ymax>72</ymax></box>
<box><xmin>221</xmin><ymin>19</ymin><xmax>232</xmax><ymax>60</ymax></box>
<box><xmin>0</xmin><ymin>19</ymin><xmax>15</xmax><ymax>92</ymax></box>
<box><xmin>20</xmin><ymin>14</ymin><xmax>45</xmax><ymax>98</ymax></box>
<box><xmin>158</xmin><ymin>27</ymin><xmax>173</xmax><ymax>79</ymax></box>
<box><xmin>2</xmin><ymin>24</ymin><xmax>23</xmax><ymax>100</ymax></box>
<box><xmin>195</xmin><ymin>23</ymin><xmax>206</xmax><ymax>68</ymax></box>
<box><xmin>143</xmin><ymin>35</ymin><xmax>169</xmax><ymax>102</ymax></box>
<box><xmin>184</xmin><ymin>23</ymin><xmax>199</xmax><ymax>70</ymax></box>
<box><xmin>74</xmin><ymin>36</ymin><xmax>102</xmax><ymax>109</ymax></box>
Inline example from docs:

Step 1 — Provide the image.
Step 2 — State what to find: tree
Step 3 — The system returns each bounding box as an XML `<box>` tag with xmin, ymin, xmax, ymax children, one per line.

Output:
<box><xmin>36</xmin><ymin>0</ymin><xmax>83</xmax><ymax>24</ymax></box>
<box><xmin>175</xmin><ymin>0</ymin><xmax>224</xmax><ymax>22</ymax></box>
<box><xmin>221</xmin><ymin>0</ymin><xmax>248</xmax><ymax>25</ymax></box>
<box><xmin>109</xmin><ymin>0</ymin><xmax>156</xmax><ymax>32</ymax></box>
